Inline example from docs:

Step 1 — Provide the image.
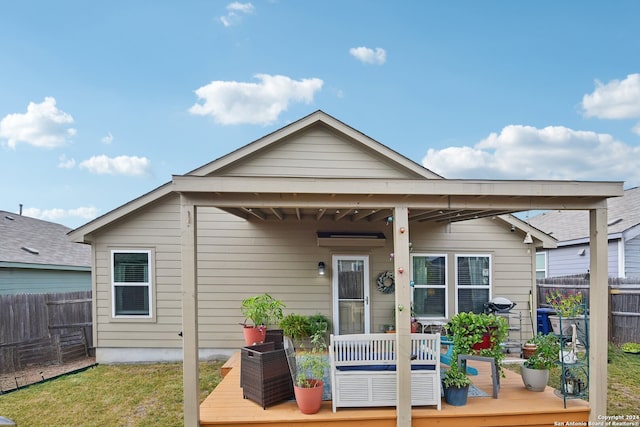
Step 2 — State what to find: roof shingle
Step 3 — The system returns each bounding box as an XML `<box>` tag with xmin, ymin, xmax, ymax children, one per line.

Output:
<box><xmin>529</xmin><ymin>186</ymin><xmax>640</xmax><ymax>242</ymax></box>
<box><xmin>0</xmin><ymin>211</ymin><xmax>91</xmax><ymax>268</ymax></box>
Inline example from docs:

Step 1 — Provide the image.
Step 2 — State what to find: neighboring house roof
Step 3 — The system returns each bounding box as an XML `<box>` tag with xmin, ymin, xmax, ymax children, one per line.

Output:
<box><xmin>0</xmin><ymin>210</ymin><xmax>91</xmax><ymax>270</ymax></box>
<box><xmin>529</xmin><ymin>186</ymin><xmax>640</xmax><ymax>243</ymax></box>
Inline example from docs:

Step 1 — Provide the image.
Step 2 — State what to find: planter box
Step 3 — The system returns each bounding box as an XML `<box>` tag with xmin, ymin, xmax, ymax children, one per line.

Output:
<box><xmin>241</xmin><ymin>342</ymin><xmax>294</xmax><ymax>409</ymax></box>
<box><xmin>549</xmin><ymin>316</ymin><xmax>588</xmax><ymax>344</ymax></box>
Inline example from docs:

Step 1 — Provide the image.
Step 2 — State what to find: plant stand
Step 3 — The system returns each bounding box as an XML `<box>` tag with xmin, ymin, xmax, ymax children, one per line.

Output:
<box><xmin>457</xmin><ymin>354</ymin><xmax>499</xmax><ymax>398</ymax></box>
<box><xmin>555</xmin><ymin>303</ymin><xmax>589</xmax><ymax>408</ymax></box>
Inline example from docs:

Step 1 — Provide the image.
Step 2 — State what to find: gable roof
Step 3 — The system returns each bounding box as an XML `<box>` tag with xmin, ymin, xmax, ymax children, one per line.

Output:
<box><xmin>188</xmin><ymin>110</ymin><xmax>443</xmax><ymax>179</ymax></box>
<box><xmin>529</xmin><ymin>186</ymin><xmax>640</xmax><ymax>243</ymax></box>
<box><xmin>0</xmin><ymin>210</ymin><xmax>91</xmax><ymax>269</ymax></box>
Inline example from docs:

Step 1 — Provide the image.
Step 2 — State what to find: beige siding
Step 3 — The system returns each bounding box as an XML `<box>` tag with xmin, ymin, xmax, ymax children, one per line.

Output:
<box><xmin>93</xmin><ymin>195</ymin><xmax>183</xmax><ymax>349</ymax></box>
<box><xmin>409</xmin><ymin>219</ymin><xmax>534</xmax><ymax>339</ymax></box>
<box><xmin>92</xmin><ymin>196</ymin><xmax>534</xmax><ymax>352</ymax></box>
<box><xmin>215</xmin><ymin>126</ymin><xmax>421</xmax><ymax>179</ymax></box>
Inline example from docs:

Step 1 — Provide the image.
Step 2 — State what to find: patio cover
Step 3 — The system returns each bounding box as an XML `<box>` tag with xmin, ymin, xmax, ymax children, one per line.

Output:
<box><xmin>173</xmin><ymin>176</ymin><xmax>622</xmax><ymax>427</ymax></box>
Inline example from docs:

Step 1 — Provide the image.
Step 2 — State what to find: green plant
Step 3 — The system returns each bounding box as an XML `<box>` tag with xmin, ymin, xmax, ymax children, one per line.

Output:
<box><xmin>280</xmin><ymin>313</ymin><xmax>311</xmax><ymax>339</ymax></box>
<box><xmin>545</xmin><ymin>289</ymin><xmax>584</xmax><ymax>317</ymax></box>
<box><xmin>280</xmin><ymin>313</ymin><xmax>330</xmax><ymax>340</ymax></box>
<box><xmin>524</xmin><ymin>333</ymin><xmax>560</xmax><ymax>370</ymax></box>
<box><xmin>447</xmin><ymin>312</ymin><xmax>509</xmax><ymax>377</ymax></box>
<box><xmin>240</xmin><ymin>293</ymin><xmax>285</xmax><ymax>327</ymax></box>
<box><xmin>307</xmin><ymin>313</ymin><xmax>330</xmax><ymax>337</ymax></box>
<box><xmin>442</xmin><ymin>365</ymin><xmax>472</xmax><ymax>388</ymax></box>
<box><xmin>294</xmin><ymin>330</ymin><xmax>329</xmax><ymax>388</ymax></box>
<box><xmin>621</xmin><ymin>342</ymin><xmax>640</xmax><ymax>354</ymax></box>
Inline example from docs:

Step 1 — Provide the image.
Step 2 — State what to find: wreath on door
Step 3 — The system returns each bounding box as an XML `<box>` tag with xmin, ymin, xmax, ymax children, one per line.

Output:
<box><xmin>376</xmin><ymin>271</ymin><xmax>395</xmax><ymax>294</ymax></box>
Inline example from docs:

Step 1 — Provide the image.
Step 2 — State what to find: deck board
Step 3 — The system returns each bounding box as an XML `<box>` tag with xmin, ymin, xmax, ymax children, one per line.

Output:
<box><xmin>201</xmin><ymin>353</ymin><xmax>589</xmax><ymax>427</ymax></box>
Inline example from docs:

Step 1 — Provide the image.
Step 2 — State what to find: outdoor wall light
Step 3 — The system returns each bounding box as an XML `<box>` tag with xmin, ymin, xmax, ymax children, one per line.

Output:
<box><xmin>523</xmin><ymin>232</ymin><xmax>533</xmax><ymax>244</ymax></box>
<box><xmin>318</xmin><ymin>261</ymin><xmax>326</xmax><ymax>276</ymax></box>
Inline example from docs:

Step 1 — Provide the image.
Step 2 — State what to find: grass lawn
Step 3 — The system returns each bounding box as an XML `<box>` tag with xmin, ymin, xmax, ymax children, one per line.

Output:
<box><xmin>0</xmin><ymin>360</ymin><xmax>223</xmax><ymax>427</ymax></box>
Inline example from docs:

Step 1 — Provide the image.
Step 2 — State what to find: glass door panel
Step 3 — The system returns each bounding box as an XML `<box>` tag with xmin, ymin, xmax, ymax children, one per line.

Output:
<box><xmin>332</xmin><ymin>255</ymin><xmax>369</xmax><ymax>335</ymax></box>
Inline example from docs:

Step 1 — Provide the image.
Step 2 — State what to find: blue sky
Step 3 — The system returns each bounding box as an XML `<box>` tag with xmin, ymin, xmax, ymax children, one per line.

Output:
<box><xmin>1</xmin><ymin>1</ymin><xmax>639</xmax><ymax>229</ymax></box>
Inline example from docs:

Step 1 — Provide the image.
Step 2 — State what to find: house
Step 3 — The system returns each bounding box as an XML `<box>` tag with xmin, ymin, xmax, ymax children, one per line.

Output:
<box><xmin>0</xmin><ymin>210</ymin><xmax>91</xmax><ymax>294</ymax></box>
<box><xmin>68</xmin><ymin>111</ymin><xmax>620</xmax><ymax>425</ymax></box>
<box><xmin>530</xmin><ymin>186</ymin><xmax>640</xmax><ymax>279</ymax></box>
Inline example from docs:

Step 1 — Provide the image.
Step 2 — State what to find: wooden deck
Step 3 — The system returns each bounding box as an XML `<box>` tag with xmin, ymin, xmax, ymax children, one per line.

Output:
<box><xmin>201</xmin><ymin>353</ymin><xmax>589</xmax><ymax>427</ymax></box>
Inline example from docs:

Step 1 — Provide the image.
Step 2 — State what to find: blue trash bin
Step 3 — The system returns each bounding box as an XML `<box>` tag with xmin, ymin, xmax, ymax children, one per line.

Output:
<box><xmin>537</xmin><ymin>308</ymin><xmax>556</xmax><ymax>335</ymax></box>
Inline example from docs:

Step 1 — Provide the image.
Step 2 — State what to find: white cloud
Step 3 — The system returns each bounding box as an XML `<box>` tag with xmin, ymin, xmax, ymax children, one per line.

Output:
<box><xmin>57</xmin><ymin>154</ymin><xmax>76</xmax><ymax>169</ymax></box>
<box><xmin>349</xmin><ymin>47</ymin><xmax>387</xmax><ymax>65</ymax></box>
<box><xmin>189</xmin><ymin>74</ymin><xmax>323</xmax><ymax>125</ymax></box>
<box><xmin>582</xmin><ymin>73</ymin><xmax>640</xmax><ymax>119</ymax></box>
<box><xmin>79</xmin><ymin>155</ymin><xmax>151</xmax><ymax>176</ymax></box>
<box><xmin>101</xmin><ymin>132</ymin><xmax>113</xmax><ymax>144</ymax></box>
<box><xmin>0</xmin><ymin>97</ymin><xmax>76</xmax><ymax>149</ymax></box>
<box><xmin>422</xmin><ymin>124</ymin><xmax>640</xmax><ymax>186</ymax></box>
<box><xmin>220</xmin><ymin>2</ymin><xmax>254</xmax><ymax>27</ymax></box>
<box><xmin>23</xmin><ymin>206</ymin><xmax>99</xmax><ymax>223</ymax></box>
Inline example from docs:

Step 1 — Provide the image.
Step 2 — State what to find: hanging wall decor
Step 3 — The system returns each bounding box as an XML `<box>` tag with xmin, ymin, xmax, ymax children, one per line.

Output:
<box><xmin>376</xmin><ymin>271</ymin><xmax>395</xmax><ymax>294</ymax></box>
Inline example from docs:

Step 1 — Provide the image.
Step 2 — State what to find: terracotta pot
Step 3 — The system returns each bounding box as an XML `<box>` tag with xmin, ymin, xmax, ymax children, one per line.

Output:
<box><xmin>522</xmin><ymin>344</ymin><xmax>537</xmax><ymax>359</ymax></box>
<box><xmin>242</xmin><ymin>325</ymin><xmax>266</xmax><ymax>346</ymax></box>
<box><xmin>294</xmin><ymin>380</ymin><xmax>324</xmax><ymax>414</ymax></box>
<box><xmin>411</xmin><ymin>322</ymin><xmax>419</xmax><ymax>333</ymax></box>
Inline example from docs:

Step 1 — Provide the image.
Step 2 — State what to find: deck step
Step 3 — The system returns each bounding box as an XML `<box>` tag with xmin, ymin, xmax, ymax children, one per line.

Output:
<box><xmin>221</xmin><ymin>351</ymin><xmax>240</xmax><ymax>378</ymax></box>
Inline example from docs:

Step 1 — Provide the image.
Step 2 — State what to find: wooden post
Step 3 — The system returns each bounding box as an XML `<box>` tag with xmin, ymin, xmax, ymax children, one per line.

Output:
<box><xmin>181</xmin><ymin>197</ymin><xmax>200</xmax><ymax>427</ymax></box>
<box><xmin>589</xmin><ymin>207</ymin><xmax>607</xmax><ymax>423</ymax></box>
<box><xmin>393</xmin><ymin>206</ymin><xmax>411</xmax><ymax>427</ymax></box>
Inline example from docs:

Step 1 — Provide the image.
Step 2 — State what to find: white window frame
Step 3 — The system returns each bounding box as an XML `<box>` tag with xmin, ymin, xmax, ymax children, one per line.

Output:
<box><xmin>455</xmin><ymin>253</ymin><xmax>492</xmax><ymax>314</ymax></box>
<box><xmin>536</xmin><ymin>251</ymin><xmax>548</xmax><ymax>279</ymax></box>
<box><xmin>111</xmin><ymin>249</ymin><xmax>153</xmax><ymax>319</ymax></box>
<box><xmin>410</xmin><ymin>253</ymin><xmax>448</xmax><ymax>321</ymax></box>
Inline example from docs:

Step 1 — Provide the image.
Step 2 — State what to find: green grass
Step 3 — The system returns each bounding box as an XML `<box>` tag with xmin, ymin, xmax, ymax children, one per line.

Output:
<box><xmin>505</xmin><ymin>343</ymin><xmax>640</xmax><ymax>415</ymax></box>
<box><xmin>0</xmin><ymin>361</ymin><xmax>223</xmax><ymax>427</ymax></box>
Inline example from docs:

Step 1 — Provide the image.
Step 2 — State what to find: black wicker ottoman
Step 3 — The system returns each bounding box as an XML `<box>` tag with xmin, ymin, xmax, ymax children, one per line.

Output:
<box><xmin>240</xmin><ymin>342</ymin><xmax>294</xmax><ymax>408</ymax></box>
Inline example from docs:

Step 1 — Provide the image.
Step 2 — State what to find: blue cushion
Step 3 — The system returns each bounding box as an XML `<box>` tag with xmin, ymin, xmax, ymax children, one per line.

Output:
<box><xmin>336</xmin><ymin>364</ymin><xmax>435</xmax><ymax>371</ymax></box>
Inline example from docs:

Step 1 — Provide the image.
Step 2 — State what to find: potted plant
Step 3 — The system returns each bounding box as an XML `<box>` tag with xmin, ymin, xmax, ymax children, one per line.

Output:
<box><xmin>281</xmin><ymin>313</ymin><xmax>312</xmax><ymax>340</ymax></box>
<box><xmin>389</xmin><ymin>305</ymin><xmax>420</xmax><ymax>333</ymax></box>
<box><xmin>442</xmin><ymin>365</ymin><xmax>472</xmax><ymax>406</ymax></box>
<box><xmin>240</xmin><ymin>293</ymin><xmax>285</xmax><ymax>346</ymax></box>
<box><xmin>292</xmin><ymin>330</ymin><xmax>329</xmax><ymax>414</ymax></box>
<box><xmin>447</xmin><ymin>312</ymin><xmax>509</xmax><ymax>378</ymax></box>
<box><xmin>281</xmin><ymin>313</ymin><xmax>330</xmax><ymax>349</ymax></box>
<box><xmin>521</xmin><ymin>333</ymin><xmax>560</xmax><ymax>391</ymax></box>
<box><xmin>410</xmin><ymin>304</ymin><xmax>420</xmax><ymax>333</ymax></box>
<box><xmin>545</xmin><ymin>290</ymin><xmax>586</xmax><ymax>337</ymax></box>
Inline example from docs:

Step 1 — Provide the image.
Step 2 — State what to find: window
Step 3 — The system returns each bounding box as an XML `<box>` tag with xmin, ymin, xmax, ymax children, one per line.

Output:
<box><xmin>456</xmin><ymin>254</ymin><xmax>491</xmax><ymax>314</ymax></box>
<box><xmin>411</xmin><ymin>254</ymin><xmax>447</xmax><ymax>319</ymax></box>
<box><xmin>536</xmin><ymin>252</ymin><xmax>547</xmax><ymax>279</ymax></box>
<box><xmin>111</xmin><ymin>250</ymin><xmax>152</xmax><ymax>317</ymax></box>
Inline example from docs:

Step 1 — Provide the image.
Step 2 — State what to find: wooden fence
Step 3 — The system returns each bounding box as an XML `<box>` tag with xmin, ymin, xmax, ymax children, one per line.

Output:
<box><xmin>0</xmin><ymin>291</ymin><xmax>92</xmax><ymax>374</ymax></box>
<box><xmin>537</xmin><ymin>276</ymin><xmax>640</xmax><ymax>344</ymax></box>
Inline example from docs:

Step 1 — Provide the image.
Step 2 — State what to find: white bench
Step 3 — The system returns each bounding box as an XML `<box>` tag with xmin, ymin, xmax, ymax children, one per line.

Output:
<box><xmin>329</xmin><ymin>333</ymin><xmax>441</xmax><ymax>412</ymax></box>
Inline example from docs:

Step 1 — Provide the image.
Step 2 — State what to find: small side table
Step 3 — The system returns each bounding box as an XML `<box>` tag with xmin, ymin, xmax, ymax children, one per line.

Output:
<box><xmin>457</xmin><ymin>354</ymin><xmax>500</xmax><ymax>398</ymax></box>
